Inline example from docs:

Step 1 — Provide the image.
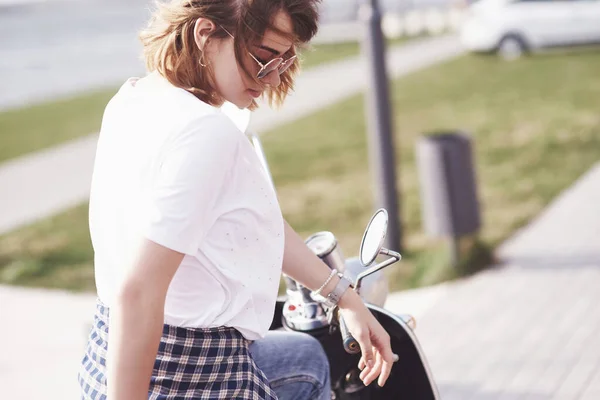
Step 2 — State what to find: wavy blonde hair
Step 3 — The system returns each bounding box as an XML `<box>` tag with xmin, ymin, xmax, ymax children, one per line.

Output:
<box><xmin>139</xmin><ymin>0</ymin><xmax>320</xmax><ymax>110</ymax></box>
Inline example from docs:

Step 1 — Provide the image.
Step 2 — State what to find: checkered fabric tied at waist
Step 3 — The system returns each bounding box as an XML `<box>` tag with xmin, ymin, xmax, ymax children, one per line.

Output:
<box><xmin>79</xmin><ymin>298</ymin><xmax>278</xmax><ymax>399</ymax></box>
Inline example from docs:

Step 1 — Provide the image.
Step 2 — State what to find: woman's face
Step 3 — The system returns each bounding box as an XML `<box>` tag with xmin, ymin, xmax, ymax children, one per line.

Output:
<box><xmin>199</xmin><ymin>11</ymin><xmax>295</xmax><ymax>109</ymax></box>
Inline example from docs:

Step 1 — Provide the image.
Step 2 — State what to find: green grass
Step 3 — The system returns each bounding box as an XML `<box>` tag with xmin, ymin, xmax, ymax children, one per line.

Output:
<box><xmin>299</xmin><ymin>36</ymin><xmax>408</xmax><ymax>70</ymax></box>
<box><xmin>0</xmin><ymin>38</ymin><xmax>409</xmax><ymax>164</ymax></box>
<box><xmin>0</xmin><ymin>204</ymin><xmax>95</xmax><ymax>291</ymax></box>
<box><xmin>300</xmin><ymin>41</ymin><xmax>363</xmax><ymax>69</ymax></box>
<box><xmin>0</xmin><ymin>88</ymin><xmax>118</xmax><ymax>164</ymax></box>
<box><xmin>2</xmin><ymin>51</ymin><xmax>600</xmax><ymax>292</ymax></box>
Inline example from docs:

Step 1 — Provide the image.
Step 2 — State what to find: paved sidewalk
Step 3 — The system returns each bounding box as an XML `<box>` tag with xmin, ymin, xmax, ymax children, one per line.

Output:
<box><xmin>0</xmin><ymin>134</ymin><xmax>98</xmax><ymax>235</ymax></box>
<box><xmin>0</xmin><ymin>35</ymin><xmax>463</xmax><ymax>236</ymax></box>
<box><xmin>0</xmin><ymin>286</ymin><xmax>96</xmax><ymax>400</ymax></box>
<box><xmin>385</xmin><ymin>162</ymin><xmax>600</xmax><ymax>400</ymax></box>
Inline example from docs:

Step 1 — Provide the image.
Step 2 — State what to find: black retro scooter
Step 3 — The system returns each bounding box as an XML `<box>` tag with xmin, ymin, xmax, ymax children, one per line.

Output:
<box><xmin>249</xmin><ymin>133</ymin><xmax>440</xmax><ymax>400</ymax></box>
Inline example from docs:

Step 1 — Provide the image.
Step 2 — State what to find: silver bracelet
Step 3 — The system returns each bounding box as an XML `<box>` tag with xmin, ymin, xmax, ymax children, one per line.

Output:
<box><xmin>311</xmin><ymin>269</ymin><xmax>338</xmax><ymax>297</ymax></box>
<box><xmin>323</xmin><ymin>273</ymin><xmax>353</xmax><ymax>308</ymax></box>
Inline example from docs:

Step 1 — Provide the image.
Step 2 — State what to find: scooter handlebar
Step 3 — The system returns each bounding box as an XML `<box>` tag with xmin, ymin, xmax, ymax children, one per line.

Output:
<box><xmin>339</xmin><ymin>314</ymin><xmax>361</xmax><ymax>354</ymax></box>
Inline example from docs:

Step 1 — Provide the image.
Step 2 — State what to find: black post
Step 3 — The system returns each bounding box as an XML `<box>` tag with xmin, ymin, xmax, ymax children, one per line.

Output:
<box><xmin>360</xmin><ymin>0</ymin><xmax>402</xmax><ymax>252</ymax></box>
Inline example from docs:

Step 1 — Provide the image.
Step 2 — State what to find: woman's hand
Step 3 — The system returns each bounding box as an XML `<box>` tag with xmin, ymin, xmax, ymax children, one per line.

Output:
<box><xmin>337</xmin><ymin>289</ymin><xmax>395</xmax><ymax>387</ymax></box>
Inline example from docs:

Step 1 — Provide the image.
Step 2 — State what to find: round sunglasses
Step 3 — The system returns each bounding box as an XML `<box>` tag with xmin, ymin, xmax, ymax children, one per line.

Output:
<box><xmin>220</xmin><ymin>26</ymin><xmax>297</xmax><ymax>79</ymax></box>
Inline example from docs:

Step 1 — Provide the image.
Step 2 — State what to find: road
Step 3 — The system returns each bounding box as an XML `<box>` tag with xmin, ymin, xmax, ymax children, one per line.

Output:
<box><xmin>0</xmin><ymin>0</ymin><xmax>149</xmax><ymax>110</ymax></box>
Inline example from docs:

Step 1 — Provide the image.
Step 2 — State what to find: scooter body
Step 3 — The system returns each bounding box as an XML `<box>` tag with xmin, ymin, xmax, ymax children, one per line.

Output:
<box><xmin>270</xmin><ymin>300</ymin><xmax>439</xmax><ymax>400</ymax></box>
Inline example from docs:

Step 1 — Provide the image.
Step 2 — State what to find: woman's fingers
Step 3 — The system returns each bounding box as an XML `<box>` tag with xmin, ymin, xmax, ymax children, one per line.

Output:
<box><xmin>359</xmin><ymin>350</ymin><xmax>372</xmax><ymax>381</ymax></box>
<box><xmin>358</xmin><ymin>325</ymin><xmax>394</xmax><ymax>387</ymax></box>
<box><xmin>353</xmin><ymin>328</ymin><xmax>375</xmax><ymax>371</ymax></box>
<box><xmin>378</xmin><ymin>351</ymin><xmax>394</xmax><ymax>387</ymax></box>
<box><xmin>358</xmin><ymin>357</ymin><xmax>366</xmax><ymax>371</ymax></box>
<box><xmin>360</xmin><ymin>349</ymin><xmax>382</xmax><ymax>385</ymax></box>
<box><xmin>359</xmin><ymin>346</ymin><xmax>394</xmax><ymax>387</ymax></box>
<box><xmin>373</xmin><ymin>330</ymin><xmax>394</xmax><ymax>387</ymax></box>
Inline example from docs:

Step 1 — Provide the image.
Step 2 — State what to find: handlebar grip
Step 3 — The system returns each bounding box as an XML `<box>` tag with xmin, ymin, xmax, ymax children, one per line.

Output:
<box><xmin>339</xmin><ymin>315</ymin><xmax>361</xmax><ymax>354</ymax></box>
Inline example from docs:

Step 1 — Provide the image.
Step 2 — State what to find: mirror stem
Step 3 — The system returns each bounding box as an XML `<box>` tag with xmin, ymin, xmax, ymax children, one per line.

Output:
<box><xmin>380</xmin><ymin>248</ymin><xmax>402</xmax><ymax>260</ymax></box>
<box><xmin>354</xmin><ymin>248</ymin><xmax>401</xmax><ymax>293</ymax></box>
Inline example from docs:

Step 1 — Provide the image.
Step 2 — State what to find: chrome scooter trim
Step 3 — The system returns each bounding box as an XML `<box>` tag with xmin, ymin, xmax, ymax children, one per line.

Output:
<box><xmin>366</xmin><ymin>303</ymin><xmax>441</xmax><ymax>400</ymax></box>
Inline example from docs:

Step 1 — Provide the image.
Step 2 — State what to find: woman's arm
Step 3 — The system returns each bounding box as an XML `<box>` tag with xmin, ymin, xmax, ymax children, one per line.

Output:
<box><xmin>106</xmin><ymin>239</ymin><xmax>184</xmax><ymax>400</ymax></box>
<box><xmin>280</xmin><ymin>219</ymin><xmax>341</xmax><ymax>295</ymax></box>
<box><xmin>281</xmin><ymin>219</ymin><xmax>395</xmax><ymax>387</ymax></box>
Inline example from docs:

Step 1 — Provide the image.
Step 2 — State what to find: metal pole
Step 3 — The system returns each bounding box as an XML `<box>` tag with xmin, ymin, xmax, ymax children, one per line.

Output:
<box><xmin>359</xmin><ymin>0</ymin><xmax>402</xmax><ymax>252</ymax></box>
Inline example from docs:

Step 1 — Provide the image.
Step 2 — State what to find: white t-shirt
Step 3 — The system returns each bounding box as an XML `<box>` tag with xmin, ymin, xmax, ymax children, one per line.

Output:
<box><xmin>89</xmin><ymin>72</ymin><xmax>285</xmax><ymax>340</ymax></box>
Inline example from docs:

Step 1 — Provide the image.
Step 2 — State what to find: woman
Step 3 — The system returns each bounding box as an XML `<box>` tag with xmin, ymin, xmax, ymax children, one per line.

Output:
<box><xmin>78</xmin><ymin>0</ymin><xmax>394</xmax><ymax>399</ymax></box>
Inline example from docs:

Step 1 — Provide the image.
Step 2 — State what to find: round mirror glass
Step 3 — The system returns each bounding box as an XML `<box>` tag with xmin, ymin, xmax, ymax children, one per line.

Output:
<box><xmin>359</xmin><ymin>209</ymin><xmax>388</xmax><ymax>266</ymax></box>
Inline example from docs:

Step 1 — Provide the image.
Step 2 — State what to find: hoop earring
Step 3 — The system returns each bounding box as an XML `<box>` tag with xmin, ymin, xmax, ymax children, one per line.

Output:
<box><xmin>199</xmin><ymin>53</ymin><xmax>208</xmax><ymax>67</ymax></box>
<box><xmin>199</xmin><ymin>38</ymin><xmax>210</xmax><ymax>67</ymax></box>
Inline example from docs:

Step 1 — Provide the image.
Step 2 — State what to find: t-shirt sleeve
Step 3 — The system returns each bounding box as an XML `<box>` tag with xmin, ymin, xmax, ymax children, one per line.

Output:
<box><xmin>142</xmin><ymin>114</ymin><xmax>238</xmax><ymax>255</ymax></box>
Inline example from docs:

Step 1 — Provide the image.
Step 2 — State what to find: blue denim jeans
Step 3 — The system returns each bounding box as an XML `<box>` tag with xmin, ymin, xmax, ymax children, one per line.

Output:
<box><xmin>250</xmin><ymin>330</ymin><xmax>331</xmax><ymax>400</ymax></box>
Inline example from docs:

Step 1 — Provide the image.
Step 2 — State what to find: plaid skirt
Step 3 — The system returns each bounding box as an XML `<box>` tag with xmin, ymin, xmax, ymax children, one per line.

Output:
<box><xmin>78</xmin><ymin>299</ymin><xmax>278</xmax><ymax>399</ymax></box>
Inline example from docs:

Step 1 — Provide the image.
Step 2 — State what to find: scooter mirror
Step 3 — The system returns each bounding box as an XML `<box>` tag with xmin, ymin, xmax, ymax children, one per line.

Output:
<box><xmin>359</xmin><ymin>209</ymin><xmax>388</xmax><ymax>266</ymax></box>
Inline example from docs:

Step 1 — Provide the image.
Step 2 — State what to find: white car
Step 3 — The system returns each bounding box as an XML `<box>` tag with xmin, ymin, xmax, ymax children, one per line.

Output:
<box><xmin>460</xmin><ymin>0</ymin><xmax>600</xmax><ymax>59</ymax></box>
